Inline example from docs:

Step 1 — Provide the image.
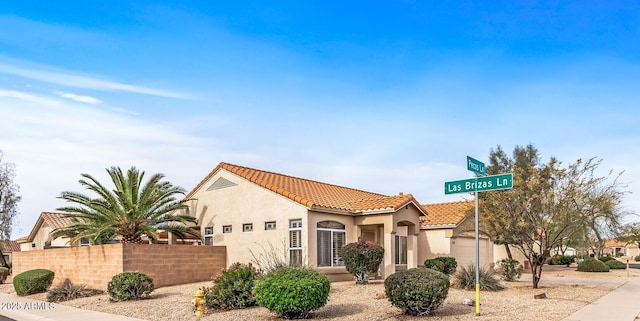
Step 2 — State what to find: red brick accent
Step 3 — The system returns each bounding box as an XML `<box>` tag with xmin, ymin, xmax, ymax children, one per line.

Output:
<box><xmin>12</xmin><ymin>244</ymin><xmax>226</xmax><ymax>291</ymax></box>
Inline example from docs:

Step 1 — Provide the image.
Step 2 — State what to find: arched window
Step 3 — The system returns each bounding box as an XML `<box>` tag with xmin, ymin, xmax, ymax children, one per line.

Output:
<box><xmin>317</xmin><ymin>221</ymin><xmax>346</xmax><ymax>267</ymax></box>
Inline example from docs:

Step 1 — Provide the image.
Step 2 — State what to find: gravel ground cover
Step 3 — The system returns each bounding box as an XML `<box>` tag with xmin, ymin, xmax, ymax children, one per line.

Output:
<box><xmin>0</xmin><ymin>267</ymin><xmax>634</xmax><ymax>321</ymax></box>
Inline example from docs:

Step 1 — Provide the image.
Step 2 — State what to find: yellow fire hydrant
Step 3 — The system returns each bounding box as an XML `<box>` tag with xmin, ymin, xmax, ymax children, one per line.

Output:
<box><xmin>192</xmin><ymin>289</ymin><xmax>205</xmax><ymax>316</ymax></box>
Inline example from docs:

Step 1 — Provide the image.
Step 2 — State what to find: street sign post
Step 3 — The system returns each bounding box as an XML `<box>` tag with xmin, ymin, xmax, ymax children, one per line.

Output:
<box><xmin>444</xmin><ymin>173</ymin><xmax>513</xmax><ymax>194</ymax></box>
<box><xmin>467</xmin><ymin>156</ymin><xmax>486</xmax><ymax>176</ymax></box>
<box><xmin>445</xmin><ymin>157</ymin><xmax>514</xmax><ymax>316</ymax></box>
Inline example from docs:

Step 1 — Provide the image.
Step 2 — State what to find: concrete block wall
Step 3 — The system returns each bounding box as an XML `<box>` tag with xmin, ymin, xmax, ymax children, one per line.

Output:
<box><xmin>122</xmin><ymin>244</ymin><xmax>227</xmax><ymax>288</ymax></box>
<box><xmin>13</xmin><ymin>244</ymin><xmax>227</xmax><ymax>291</ymax></box>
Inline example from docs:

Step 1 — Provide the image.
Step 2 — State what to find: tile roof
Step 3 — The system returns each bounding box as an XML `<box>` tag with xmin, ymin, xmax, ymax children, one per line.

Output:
<box><xmin>420</xmin><ymin>200</ymin><xmax>474</xmax><ymax>227</ymax></box>
<box><xmin>40</xmin><ymin>212</ymin><xmax>76</xmax><ymax>230</ymax></box>
<box><xmin>186</xmin><ymin>162</ymin><xmax>425</xmax><ymax>214</ymax></box>
<box><xmin>0</xmin><ymin>240</ymin><xmax>20</xmax><ymax>252</ymax></box>
<box><xmin>604</xmin><ymin>238</ymin><xmax>628</xmax><ymax>248</ymax></box>
<box><xmin>24</xmin><ymin>212</ymin><xmax>77</xmax><ymax>242</ymax></box>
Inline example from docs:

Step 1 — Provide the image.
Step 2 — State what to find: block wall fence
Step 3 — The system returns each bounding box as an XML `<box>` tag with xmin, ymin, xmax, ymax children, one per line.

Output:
<box><xmin>12</xmin><ymin>244</ymin><xmax>227</xmax><ymax>291</ymax></box>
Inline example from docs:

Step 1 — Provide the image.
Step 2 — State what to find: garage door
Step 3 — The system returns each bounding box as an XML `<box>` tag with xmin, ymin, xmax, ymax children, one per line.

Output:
<box><xmin>450</xmin><ymin>237</ymin><xmax>491</xmax><ymax>268</ymax></box>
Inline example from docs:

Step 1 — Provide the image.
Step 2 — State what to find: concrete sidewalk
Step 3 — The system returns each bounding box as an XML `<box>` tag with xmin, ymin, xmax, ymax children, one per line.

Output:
<box><xmin>561</xmin><ymin>270</ymin><xmax>640</xmax><ymax>321</ymax></box>
<box><xmin>0</xmin><ymin>292</ymin><xmax>146</xmax><ymax>321</ymax></box>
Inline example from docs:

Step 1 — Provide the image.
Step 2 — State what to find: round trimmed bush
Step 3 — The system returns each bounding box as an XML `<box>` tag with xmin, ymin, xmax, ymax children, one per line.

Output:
<box><xmin>605</xmin><ymin>259</ymin><xmax>626</xmax><ymax>270</ymax></box>
<box><xmin>253</xmin><ymin>267</ymin><xmax>330</xmax><ymax>319</ymax></box>
<box><xmin>384</xmin><ymin>268</ymin><xmax>450</xmax><ymax>316</ymax></box>
<box><xmin>424</xmin><ymin>257</ymin><xmax>458</xmax><ymax>275</ymax></box>
<box><xmin>577</xmin><ymin>258</ymin><xmax>610</xmax><ymax>272</ymax></box>
<box><xmin>205</xmin><ymin>262</ymin><xmax>260</xmax><ymax>309</ymax></box>
<box><xmin>341</xmin><ymin>240</ymin><xmax>384</xmax><ymax>285</ymax></box>
<box><xmin>107</xmin><ymin>272</ymin><xmax>154</xmax><ymax>301</ymax></box>
<box><xmin>13</xmin><ymin>269</ymin><xmax>55</xmax><ymax>296</ymax></box>
<box><xmin>598</xmin><ymin>256</ymin><xmax>615</xmax><ymax>263</ymax></box>
<box><xmin>635</xmin><ymin>256</ymin><xmax>640</xmax><ymax>262</ymax></box>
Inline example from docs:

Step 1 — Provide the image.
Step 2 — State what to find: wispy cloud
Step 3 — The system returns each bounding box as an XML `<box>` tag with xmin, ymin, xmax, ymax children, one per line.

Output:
<box><xmin>53</xmin><ymin>91</ymin><xmax>102</xmax><ymax>104</ymax></box>
<box><xmin>0</xmin><ymin>62</ymin><xmax>192</xmax><ymax>99</ymax></box>
<box><xmin>0</xmin><ymin>90</ymin><xmax>218</xmax><ymax>237</ymax></box>
<box><xmin>0</xmin><ymin>89</ymin><xmax>61</xmax><ymax>106</ymax></box>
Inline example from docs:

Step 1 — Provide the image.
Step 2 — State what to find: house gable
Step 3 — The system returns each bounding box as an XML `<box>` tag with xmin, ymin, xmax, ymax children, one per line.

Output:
<box><xmin>185</xmin><ymin>162</ymin><xmax>426</xmax><ymax>216</ymax></box>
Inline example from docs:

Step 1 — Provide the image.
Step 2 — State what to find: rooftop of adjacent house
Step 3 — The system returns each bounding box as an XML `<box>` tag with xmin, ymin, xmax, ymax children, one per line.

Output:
<box><xmin>40</xmin><ymin>212</ymin><xmax>76</xmax><ymax>230</ymax></box>
<box><xmin>0</xmin><ymin>240</ymin><xmax>20</xmax><ymax>252</ymax></box>
<box><xmin>420</xmin><ymin>200</ymin><xmax>474</xmax><ymax>228</ymax></box>
<box><xmin>187</xmin><ymin>162</ymin><xmax>425</xmax><ymax>214</ymax></box>
<box><xmin>20</xmin><ymin>212</ymin><xmax>77</xmax><ymax>243</ymax></box>
<box><xmin>604</xmin><ymin>238</ymin><xmax>636</xmax><ymax>248</ymax></box>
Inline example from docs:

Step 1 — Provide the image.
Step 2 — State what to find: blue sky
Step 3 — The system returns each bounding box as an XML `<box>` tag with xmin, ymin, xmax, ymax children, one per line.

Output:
<box><xmin>1</xmin><ymin>1</ymin><xmax>639</xmax><ymax>239</ymax></box>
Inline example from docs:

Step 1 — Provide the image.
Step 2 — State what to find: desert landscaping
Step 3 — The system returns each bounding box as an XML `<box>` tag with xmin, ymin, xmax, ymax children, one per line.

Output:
<box><xmin>1</xmin><ymin>266</ymin><xmax>635</xmax><ymax>321</ymax></box>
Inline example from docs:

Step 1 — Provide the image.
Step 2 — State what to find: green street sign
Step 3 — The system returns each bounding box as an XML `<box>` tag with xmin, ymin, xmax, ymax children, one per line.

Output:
<box><xmin>444</xmin><ymin>173</ymin><xmax>513</xmax><ymax>195</ymax></box>
<box><xmin>467</xmin><ymin>156</ymin><xmax>486</xmax><ymax>176</ymax></box>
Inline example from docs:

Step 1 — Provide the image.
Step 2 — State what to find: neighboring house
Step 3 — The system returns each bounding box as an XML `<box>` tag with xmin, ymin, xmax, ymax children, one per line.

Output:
<box><xmin>173</xmin><ymin>162</ymin><xmax>427</xmax><ymax>280</ymax></box>
<box><xmin>0</xmin><ymin>240</ymin><xmax>20</xmax><ymax>265</ymax></box>
<box><xmin>419</xmin><ymin>200</ymin><xmax>495</xmax><ymax>268</ymax></box>
<box><xmin>17</xmin><ymin>212</ymin><xmax>89</xmax><ymax>251</ymax></box>
<box><xmin>604</xmin><ymin>239</ymin><xmax>640</xmax><ymax>257</ymax></box>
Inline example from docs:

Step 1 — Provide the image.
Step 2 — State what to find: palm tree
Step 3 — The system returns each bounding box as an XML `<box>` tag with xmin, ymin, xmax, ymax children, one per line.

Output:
<box><xmin>50</xmin><ymin>166</ymin><xmax>201</xmax><ymax>244</ymax></box>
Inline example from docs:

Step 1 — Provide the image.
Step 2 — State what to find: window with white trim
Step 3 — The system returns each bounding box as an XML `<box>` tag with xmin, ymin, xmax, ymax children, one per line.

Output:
<box><xmin>265</xmin><ymin>221</ymin><xmax>276</xmax><ymax>230</ymax></box>
<box><xmin>223</xmin><ymin>225</ymin><xmax>232</xmax><ymax>233</ymax></box>
<box><xmin>204</xmin><ymin>227</ymin><xmax>214</xmax><ymax>245</ymax></box>
<box><xmin>395</xmin><ymin>235</ymin><xmax>407</xmax><ymax>265</ymax></box>
<box><xmin>289</xmin><ymin>219</ymin><xmax>303</xmax><ymax>266</ymax></box>
<box><xmin>243</xmin><ymin>223</ymin><xmax>253</xmax><ymax>232</ymax></box>
<box><xmin>317</xmin><ymin>221</ymin><xmax>346</xmax><ymax>267</ymax></box>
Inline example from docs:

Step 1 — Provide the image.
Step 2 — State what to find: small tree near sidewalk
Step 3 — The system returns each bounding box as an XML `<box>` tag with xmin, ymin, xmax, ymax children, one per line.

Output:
<box><xmin>341</xmin><ymin>240</ymin><xmax>384</xmax><ymax>285</ymax></box>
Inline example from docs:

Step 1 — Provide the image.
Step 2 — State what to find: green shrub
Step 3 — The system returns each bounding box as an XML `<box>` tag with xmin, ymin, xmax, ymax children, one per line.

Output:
<box><xmin>577</xmin><ymin>258</ymin><xmax>610</xmax><ymax>272</ymax></box>
<box><xmin>452</xmin><ymin>264</ymin><xmax>504</xmax><ymax>291</ymax></box>
<box><xmin>204</xmin><ymin>262</ymin><xmax>260</xmax><ymax>310</ymax></box>
<box><xmin>46</xmin><ymin>279</ymin><xmax>103</xmax><ymax>302</ymax></box>
<box><xmin>0</xmin><ymin>267</ymin><xmax>8</xmax><ymax>284</ymax></box>
<box><xmin>560</xmin><ymin>255</ymin><xmax>576</xmax><ymax>265</ymax></box>
<box><xmin>605</xmin><ymin>259</ymin><xmax>626</xmax><ymax>270</ymax></box>
<box><xmin>253</xmin><ymin>267</ymin><xmax>330</xmax><ymax>319</ymax></box>
<box><xmin>13</xmin><ymin>269</ymin><xmax>55</xmax><ymax>296</ymax></box>
<box><xmin>424</xmin><ymin>257</ymin><xmax>458</xmax><ymax>275</ymax></box>
<box><xmin>546</xmin><ymin>254</ymin><xmax>561</xmax><ymax>265</ymax></box>
<box><xmin>340</xmin><ymin>240</ymin><xmax>384</xmax><ymax>285</ymax></box>
<box><xmin>546</xmin><ymin>255</ymin><xmax>575</xmax><ymax>265</ymax></box>
<box><xmin>499</xmin><ymin>259</ymin><xmax>523</xmax><ymax>282</ymax></box>
<box><xmin>598</xmin><ymin>256</ymin><xmax>615</xmax><ymax>263</ymax></box>
<box><xmin>384</xmin><ymin>268</ymin><xmax>450</xmax><ymax>316</ymax></box>
<box><xmin>107</xmin><ymin>272</ymin><xmax>154</xmax><ymax>301</ymax></box>
<box><xmin>635</xmin><ymin>256</ymin><xmax>640</xmax><ymax>262</ymax></box>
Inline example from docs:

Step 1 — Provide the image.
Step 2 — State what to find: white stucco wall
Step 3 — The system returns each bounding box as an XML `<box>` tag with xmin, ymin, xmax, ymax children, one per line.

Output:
<box><xmin>419</xmin><ymin>229</ymin><xmax>452</xmax><ymax>265</ymax></box>
<box><xmin>21</xmin><ymin>223</ymin><xmax>73</xmax><ymax>251</ymax></box>
<box><xmin>180</xmin><ymin>169</ymin><xmax>309</xmax><ymax>267</ymax></box>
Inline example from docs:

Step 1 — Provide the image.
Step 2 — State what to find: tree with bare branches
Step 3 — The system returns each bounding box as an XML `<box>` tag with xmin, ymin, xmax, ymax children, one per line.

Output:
<box><xmin>480</xmin><ymin>145</ymin><xmax>627</xmax><ymax>288</ymax></box>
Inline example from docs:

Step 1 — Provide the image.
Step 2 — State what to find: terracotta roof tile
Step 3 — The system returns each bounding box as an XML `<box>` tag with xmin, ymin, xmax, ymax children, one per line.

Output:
<box><xmin>420</xmin><ymin>200</ymin><xmax>474</xmax><ymax>227</ymax></box>
<box><xmin>186</xmin><ymin>162</ymin><xmax>424</xmax><ymax>214</ymax></box>
<box><xmin>604</xmin><ymin>239</ymin><xmax>627</xmax><ymax>248</ymax></box>
<box><xmin>41</xmin><ymin>212</ymin><xmax>76</xmax><ymax>230</ymax></box>
<box><xmin>0</xmin><ymin>240</ymin><xmax>20</xmax><ymax>252</ymax></box>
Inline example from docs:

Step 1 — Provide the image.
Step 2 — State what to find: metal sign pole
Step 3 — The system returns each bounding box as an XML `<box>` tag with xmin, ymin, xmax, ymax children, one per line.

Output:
<box><xmin>474</xmin><ymin>188</ymin><xmax>480</xmax><ymax>316</ymax></box>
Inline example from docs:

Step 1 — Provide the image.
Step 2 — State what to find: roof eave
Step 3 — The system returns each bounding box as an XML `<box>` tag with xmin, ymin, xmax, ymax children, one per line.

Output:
<box><xmin>310</xmin><ymin>205</ymin><xmax>352</xmax><ymax>215</ymax></box>
<box><xmin>421</xmin><ymin>224</ymin><xmax>457</xmax><ymax>230</ymax></box>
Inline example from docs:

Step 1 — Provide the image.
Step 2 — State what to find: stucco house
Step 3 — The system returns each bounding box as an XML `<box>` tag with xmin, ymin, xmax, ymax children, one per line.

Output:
<box><xmin>604</xmin><ymin>238</ymin><xmax>640</xmax><ymax>258</ymax></box>
<box><xmin>0</xmin><ymin>240</ymin><xmax>20</xmax><ymax>265</ymax></box>
<box><xmin>173</xmin><ymin>162</ymin><xmax>427</xmax><ymax>280</ymax></box>
<box><xmin>419</xmin><ymin>200</ymin><xmax>496</xmax><ymax>267</ymax></box>
<box><xmin>17</xmin><ymin>212</ymin><xmax>89</xmax><ymax>251</ymax></box>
